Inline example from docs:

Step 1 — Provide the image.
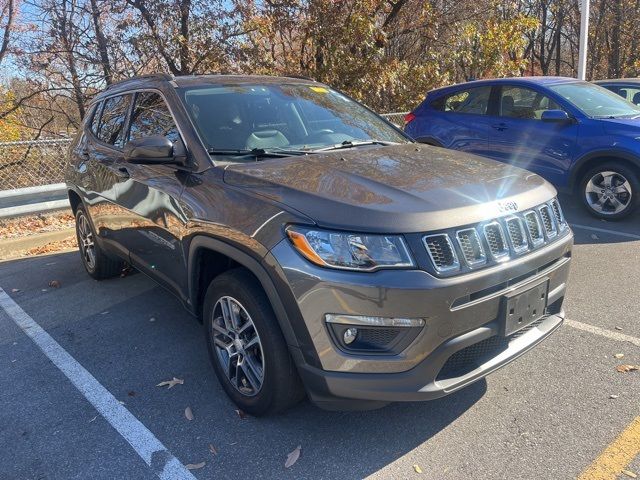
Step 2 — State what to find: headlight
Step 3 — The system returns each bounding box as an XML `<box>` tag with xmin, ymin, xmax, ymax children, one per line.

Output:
<box><xmin>286</xmin><ymin>226</ymin><xmax>415</xmax><ymax>271</ymax></box>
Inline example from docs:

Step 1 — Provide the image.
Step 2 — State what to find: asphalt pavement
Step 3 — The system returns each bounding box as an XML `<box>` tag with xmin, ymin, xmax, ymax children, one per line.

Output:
<box><xmin>0</xmin><ymin>193</ymin><xmax>638</xmax><ymax>480</ymax></box>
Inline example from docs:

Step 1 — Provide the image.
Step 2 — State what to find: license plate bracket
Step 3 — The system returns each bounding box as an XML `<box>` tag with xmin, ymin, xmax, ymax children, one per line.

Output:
<box><xmin>501</xmin><ymin>280</ymin><xmax>549</xmax><ymax>336</ymax></box>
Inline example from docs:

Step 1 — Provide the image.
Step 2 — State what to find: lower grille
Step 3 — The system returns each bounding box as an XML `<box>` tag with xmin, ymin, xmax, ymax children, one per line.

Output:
<box><xmin>437</xmin><ymin>335</ymin><xmax>509</xmax><ymax>380</ymax></box>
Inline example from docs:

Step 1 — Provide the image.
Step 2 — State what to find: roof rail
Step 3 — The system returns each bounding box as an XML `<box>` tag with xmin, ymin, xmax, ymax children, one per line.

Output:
<box><xmin>105</xmin><ymin>73</ymin><xmax>174</xmax><ymax>90</ymax></box>
<box><xmin>284</xmin><ymin>74</ymin><xmax>317</xmax><ymax>82</ymax></box>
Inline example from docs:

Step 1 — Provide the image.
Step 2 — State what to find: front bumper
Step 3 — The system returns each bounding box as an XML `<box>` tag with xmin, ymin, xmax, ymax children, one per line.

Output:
<box><xmin>268</xmin><ymin>229</ymin><xmax>572</xmax><ymax>408</ymax></box>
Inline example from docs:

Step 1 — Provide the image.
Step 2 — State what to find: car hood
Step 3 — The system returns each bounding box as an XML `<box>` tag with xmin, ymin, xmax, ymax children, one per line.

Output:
<box><xmin>223</xmin><ymin>144</ymin><xmax>556</xmax><ymax>232</ymax></box>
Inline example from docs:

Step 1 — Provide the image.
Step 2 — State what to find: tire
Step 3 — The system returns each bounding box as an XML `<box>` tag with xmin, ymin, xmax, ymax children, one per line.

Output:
<box><xmin>203</xmin><ymin>268</ymin><xmax>304</xmax><ymax>416</ymax></box>
<box><xmin>75</xmin><ymin>205</ymin><xmax>123</xmax><ymax>279</ymax></box>
<box><xmin>580</xmin><ymin>162</ymin><xmax>640</xmax><ymax>220</ymax></box>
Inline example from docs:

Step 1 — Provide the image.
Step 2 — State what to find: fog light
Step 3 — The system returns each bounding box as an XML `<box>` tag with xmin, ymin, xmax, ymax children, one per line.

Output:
<box><xmin>343</xmin><ymin>328</ymin><xmax>358</xmax><ymax>345</ymax></box>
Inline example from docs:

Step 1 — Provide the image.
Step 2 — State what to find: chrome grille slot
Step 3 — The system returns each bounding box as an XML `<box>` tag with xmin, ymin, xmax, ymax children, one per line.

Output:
<box><xmin>523</xmin><ymin>210</ymin><xmax>544</xmax><ymax>247</ymax></box>
<box><xmin>482</xmin><ymin>222</ymin><xmax>509</xmax><ymax>260</ymax></box>
<box><xmin>456</xmin><ymin>228</ymin><xmax>486</xmax><ymax>267</ymax></box>
<box><xmin>550</xmin><ymin>199</ymin><xmax>567</xmax><ymax>231</ymax></box>
<box><xmin>538</xmin><ymin>204</ymin><xmax>558</xmax><ymax>238</ymax></box>
<box><xmin>423</xmin><ymin>234</ymin><xmax>459</xmax><ymax>272</ymax></box>
<box><xmin>505</xmin><ymin>216</ymin><xmax>528</xmax><ymax>254</ymax></box>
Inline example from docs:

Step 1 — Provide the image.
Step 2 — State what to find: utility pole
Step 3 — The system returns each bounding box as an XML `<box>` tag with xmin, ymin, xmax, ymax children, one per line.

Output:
<box><xmin>578</xmin><ymin>0</ymin><xmax>590</xmax><ymax>80</ymax></box>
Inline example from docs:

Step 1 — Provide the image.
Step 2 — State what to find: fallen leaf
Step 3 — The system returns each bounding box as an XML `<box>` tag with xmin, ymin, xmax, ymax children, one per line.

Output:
<box><xmin>615</xmin><ymin>326</ymin><xmax>623</xmax><ymax>331</ymax></box>
<box><xmin>614</xmin><ymin>353</ymin><xmax>625</xmax><ymax>359</ymax></box>
<box><xmin>100</xmin><ymin>311</ymin><xmax>109</xmax><ymax>315</ymax></box>
<box><xmin>609</xmin><ymin>394</ymin><xmax>619</xmax><ymax>399</ymax></box>
<box><xmin>48</xmin><ymin>280</ymin><xmax>60</xmax><ymax>288</ymax></box>
<box><xmin>616</xmin><ymin>365</ymin><xmax>639</xmax><ymax>373</ymax></box>
<box><xmin>185</xmin><ymin>407</ymin><xmax>194</xmax><ymax>421</ymax></box>
<box><xmin>149</xmin><ymin>317</ymin><xmax>156</xmax><ymax>322</ymax></box>
<box><xmin>11</xmin><ymin>288</ymin><xmax>20</xmax><ymax>293</ymax></box>
<box><xmin>156</xmin><ymin>377</ymin><xmax>184</xmax><ymax>388</ymax></box>
<box><xmin>185</xmin><ymin>462</ymin><xmax>205</xmax><ymax>470</ymax></box>
<box><xmin>235</xmin><ymin>409</ymin><xmax>246</xmax><ymax>419</ymax></box>
<box><xmin>208</xmin><ymin>444</ymin><xmax>217</xmax><ymax>456</ymax></box>
<box><xmin>414</xmin><ymin>464</ymin><xmax>423</xmax><ymax>474</ymax></box>
<box><xmin>622</xmin><ymin>470</ymin><xmax>638</xmax><ymax>479</ymax></box>
<box><xmin>128</xmin><ymin>391</ymin><xmax>136</xmax><ymax>397</ymax></box>
<box><xmin>285</xmin><ymin>446</ymin><xmax>301</xmax><ymax>468</ymax></box>
<box><xmin>590</xmin><ymin>234</ymin><xmax>599</xmax><ymax>240</ymax></box>
<box><xmin>88</xmin><ymin>416</ymin><xmax>97</xmax><ymax>423</ymax></box>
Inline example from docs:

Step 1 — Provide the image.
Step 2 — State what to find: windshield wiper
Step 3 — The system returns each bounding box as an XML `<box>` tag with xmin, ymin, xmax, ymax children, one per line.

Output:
<box><xmin>313</xmin><ymin>139</ymin><xmax>399</xmax><ymax>152</ymax></box>
<box><xmin>207</xmin><ymin>147</ymin><xmax>310</xmax><ymax>158</ymax></box>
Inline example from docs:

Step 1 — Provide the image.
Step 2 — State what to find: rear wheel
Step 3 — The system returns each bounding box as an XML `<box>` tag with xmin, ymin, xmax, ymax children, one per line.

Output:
<box><xmin>580</xmin><ymin>163</ymin><xmax>639</xmax><ymax>220</ymax></box>
<box><xmin>203</xmin><ymin>269</ymin><xmax>304</xmax><ymax>416</ymax></box>
<box><xmin>75</xmin><ymin>205</ymin><xmax>123</xmax><ymax>279</ymax></box>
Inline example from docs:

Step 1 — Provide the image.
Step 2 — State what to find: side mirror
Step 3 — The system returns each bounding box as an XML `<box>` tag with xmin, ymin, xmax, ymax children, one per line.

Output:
<box><xmin>123</xmin><ymin>135</ymin><xmax>177</xmax><ymax>164</ymax></box>
<box><xmin>541</xmin><ymin>109</ymin><xmax>572</xmax><ymax>123</ymax></box>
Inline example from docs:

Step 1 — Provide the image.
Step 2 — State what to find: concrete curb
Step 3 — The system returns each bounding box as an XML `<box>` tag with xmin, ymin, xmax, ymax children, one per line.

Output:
<box><xmin>0</xmin><ymin>228</ymin><xmax>76</xmax><ymax>260</ymax></box>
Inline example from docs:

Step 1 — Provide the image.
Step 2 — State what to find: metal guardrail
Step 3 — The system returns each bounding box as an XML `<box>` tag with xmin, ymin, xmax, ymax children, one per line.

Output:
<box><xmin>0</xmin><ymin>112</ymin><xmax>409</xmax><ymax>217</ymax></box>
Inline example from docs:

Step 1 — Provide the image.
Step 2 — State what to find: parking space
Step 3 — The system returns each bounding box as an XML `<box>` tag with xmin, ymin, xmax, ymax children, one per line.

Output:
<box><xmin>0</xmin><ymin>194</ymin><xmax>638</xmax><ymax>480</ymax></box>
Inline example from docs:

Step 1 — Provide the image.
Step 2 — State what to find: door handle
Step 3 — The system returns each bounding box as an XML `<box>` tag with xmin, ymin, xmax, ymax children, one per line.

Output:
<box><xmin>491</xmin><ymin>123</ymin><xmax>508</xmax><ymax>131</ymax></box>
<box><xmin>115</xmin><ymin>166</ymin><xmax>130</xmax><ymax>178</ymax></box>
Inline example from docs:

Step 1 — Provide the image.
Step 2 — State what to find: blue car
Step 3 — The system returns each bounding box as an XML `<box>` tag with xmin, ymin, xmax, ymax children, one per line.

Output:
<box><xmin>404</xmin><ymin>77</ymin><xmax>640</xmax><ymax>219</ymax></box>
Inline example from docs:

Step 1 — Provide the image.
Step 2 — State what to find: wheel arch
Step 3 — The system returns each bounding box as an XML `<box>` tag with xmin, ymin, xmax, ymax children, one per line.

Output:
<box><xmin>67</xmin><ymin>188</ymin><xmax>83</xmax><ymax>214</ymax></box>
<box><xmin>187</xmin><ymin>235</ymin><xmax>302</xmax><ymax>351</ymax></box>
<box><xmin>569</xmin><ymin>150</ymin><xmax>640</xmax><ymax>192</ymax></box>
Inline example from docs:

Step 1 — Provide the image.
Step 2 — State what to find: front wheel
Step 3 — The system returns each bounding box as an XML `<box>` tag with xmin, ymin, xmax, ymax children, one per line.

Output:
<box><xmin>203</xmin><ymin>269</ymin><xmax>304</xmax><ymax>416</ymax></box>
<box><xmin>580</xmin><ymin>163</ymin><xmax>639</xmax><ymax>220</ymax></box>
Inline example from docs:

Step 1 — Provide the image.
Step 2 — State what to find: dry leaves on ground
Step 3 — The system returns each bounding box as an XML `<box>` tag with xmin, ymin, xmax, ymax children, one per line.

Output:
<box><xmin>413</xmin><ymin>465</ymin><xmax>423</xmax><ymax>474</ymax></box>
<box><xmin>614</xmin><ymin>353</ymin><xmax>625</xmax><ymax>359</ymax></box>
<box><xmin>185</xmin><ymin>462</ymin><xmax>205</xmax><ymax>470</ymax></box>
<box><xmin>235</xmin><ymin>409</ymin><xmax>246</xmax><ymax>419</ymax></box>
<box><xmin>184</xmin><ymin>407</ymin><xmax>194</xmax><ymax>421</ymax></box>
<box><xmin>615</xmin><ymin>365</ymin><xmax>639</xmax><ymax>373</ymax></box>
<box><xmin>0</xmin><ymin>212</ymin><xmax>75</xmax><ymax>240</ymax></box>
<box><xmin>48</xmin><ymin>280</ymin><xmax>60</xmax><ymax>288</ymax></box>
<box><xmin>208</xmin><ymin>444</ymin><xmax>217</xmax><ymax>456</ymax></box>
<box><xmin>156</xmin><ymin>377</ymin><xmax>184</xmax><ymax>388</ymax></box>
<box><xmin>622</xmin><ymin>470</ymin><xmax>638</xmax><ymax>479</ymax></box>
<box><xmin>285</xmin><ymin>446</ymin><xmax>301</xmax><ymax>469</ymax></box>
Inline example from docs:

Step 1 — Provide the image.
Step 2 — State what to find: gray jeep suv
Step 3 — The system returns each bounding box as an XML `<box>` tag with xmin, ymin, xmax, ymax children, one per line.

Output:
<box><xmin>66</xmin><ymin>74</ymin><xmax>573</xmax><ymax>415</ymax></box>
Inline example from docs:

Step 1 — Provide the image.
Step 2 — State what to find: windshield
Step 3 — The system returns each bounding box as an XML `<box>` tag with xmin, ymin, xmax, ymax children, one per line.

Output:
<box><xmin>549</xmin><ymin>82</ymin><xmax>640</xmax><ymax>118</ymax></box>
<box><xmin>178</xmin><ymin>83</ymin><xmax>409</xmax><ymax>160</ymax></box>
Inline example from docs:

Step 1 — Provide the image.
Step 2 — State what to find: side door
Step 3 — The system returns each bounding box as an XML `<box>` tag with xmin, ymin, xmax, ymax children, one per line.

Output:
<box><xmin>426</xmin><ymin>85</ymin><xmax>493</xmax><ymax>157</ymax></box>
<box><xmin>76</xmin><ymin>94</ymin><xmax>133</xmax><ymax>259</ymax></box>
<box><xmin>487</xmin><ymin>85</ymin><xmax>578</xmax><ymax>185</ymax></box>
<box><xmin>114</xmin><ymin>90</ymin><xmax>190</xmax><ymax>298</ymax></box>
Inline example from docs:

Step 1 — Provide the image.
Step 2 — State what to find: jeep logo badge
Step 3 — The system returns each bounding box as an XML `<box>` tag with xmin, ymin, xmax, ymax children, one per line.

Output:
<box><xmin>498</xmin><ymin>201</ymin><xmax>518</xmax><ymax>213</ymax></box>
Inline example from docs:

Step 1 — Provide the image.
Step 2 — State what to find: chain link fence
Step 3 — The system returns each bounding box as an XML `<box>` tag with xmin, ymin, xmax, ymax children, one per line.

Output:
<box><xmin>0</xmin><ymin>139</ymin><xmax>72</xmax><ymax>190</ymax></box>
<box><xmin>0</xmin><ymin>112</ymin><xmax>409</xmax><ymax>191</ymax></box>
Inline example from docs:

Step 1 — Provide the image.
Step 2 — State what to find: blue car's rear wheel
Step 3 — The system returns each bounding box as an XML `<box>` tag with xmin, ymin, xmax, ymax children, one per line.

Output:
<box><xmin>581</xmin><ymin>163</ymin><xmax>639</xmax><ymax>220</ymax></box>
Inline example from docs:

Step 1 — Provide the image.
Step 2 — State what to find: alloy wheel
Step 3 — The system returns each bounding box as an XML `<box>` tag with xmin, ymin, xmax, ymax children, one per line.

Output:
<box><xmin>77</xmin><ymin>213</ymin><xmax>96</xmax><ymax>270</ymax></box>
<box><xmin>585</xmin><ymin>170</ymin><xmax>632</xmax><ymax>215</ymax></box>
<box><xmin>210</xmin><ymin>296</ymin><xmax>264</xmax><ymax>396</ymax></box>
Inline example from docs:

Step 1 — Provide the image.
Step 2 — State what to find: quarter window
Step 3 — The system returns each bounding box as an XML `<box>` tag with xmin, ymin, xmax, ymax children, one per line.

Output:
<box><xmin>432</xmin><ymin>87</ymin><xmax>491</xmax><ymax>115</ymax></box>
<box><xmin>498</xmin><ymin>86</ymin><xmax>562</xmax><ymax>120</ymax></box>
<box><xmin>96</xmin><ymin>94</ymin><xmax>131</xmax><ymax>147</ymax></box>
<box><xmin>128</xmin><ymin>92</ymin><xmax>180</xmax><ymax>143</ymax></box>
<box><xmin>89</xmin><ymin>102</ymin><xmax>102</xmax><ymax>135</ymax></box>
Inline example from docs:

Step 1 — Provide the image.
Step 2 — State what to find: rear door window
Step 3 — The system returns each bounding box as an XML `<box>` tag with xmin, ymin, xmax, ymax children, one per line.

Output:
<box><xmin>89</xmin><ymin>102</ymin><xmax>102</xmax><ymax>135</ymax></box>
<box><xmin>96</xmin><ymin>94</ymin><xmax>132</xmax><ymax>147</ymax></box>
<box><xmin>431</xmin><ymin>86</ymin><xmax>491</xmax><ymax>115</ymax></box>
<box><xmin>128</xmin><ymin>92</ymin><xmax>181</xmax><ymax>143</ymax></box>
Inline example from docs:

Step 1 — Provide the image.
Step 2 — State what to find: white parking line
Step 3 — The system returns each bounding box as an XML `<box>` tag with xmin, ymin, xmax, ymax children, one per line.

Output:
<box><xmin>565</xmin><ymin>319</ymin><xmax>640</xmax><ymax>347</ymax></box>
<box><xmin>569</xmin><ymin>223</ymin><xmax>640</xmax><ymax>241</ymax></box>
<box><xmin>0</xmin><ymin>288</ymin><xmax>197</xmax><ymax>480</ymax></box>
